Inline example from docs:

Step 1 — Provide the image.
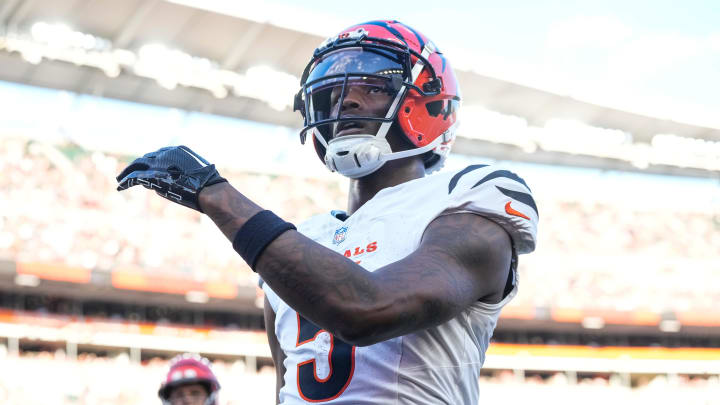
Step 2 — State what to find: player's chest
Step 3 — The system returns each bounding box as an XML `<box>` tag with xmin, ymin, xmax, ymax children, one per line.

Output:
<box><xmin>308</xmin><ymin>211</ymin><xmax>423</xmax><ymax>271</ymax></box>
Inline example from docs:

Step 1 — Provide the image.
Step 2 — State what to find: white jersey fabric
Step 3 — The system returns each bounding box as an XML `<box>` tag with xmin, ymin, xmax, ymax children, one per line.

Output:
<box><xmin>263</xmin><ymin>164</ymin><xmax>538</xmax><ymax>404</ymax></box>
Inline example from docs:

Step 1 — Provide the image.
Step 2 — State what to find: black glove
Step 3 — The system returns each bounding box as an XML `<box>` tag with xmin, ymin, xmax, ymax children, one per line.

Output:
<box><xmin>116</xmin><ymin>145</ymin><xmax>227</xmax><ymax>212</ymax></box>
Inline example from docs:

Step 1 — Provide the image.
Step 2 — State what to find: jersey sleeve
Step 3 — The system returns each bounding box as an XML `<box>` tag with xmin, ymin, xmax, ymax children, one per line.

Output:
<box><xmin>445</xmin><ymin>165</ymin><xmax>538</xmax><ymax>254</ymax></box>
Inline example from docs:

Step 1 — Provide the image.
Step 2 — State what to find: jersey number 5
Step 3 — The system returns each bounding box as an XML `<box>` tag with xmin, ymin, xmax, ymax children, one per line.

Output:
<box><xmin>296</xmin><ymin>314</ymin><xmax>356</xmax><ymax>402</ymax></box>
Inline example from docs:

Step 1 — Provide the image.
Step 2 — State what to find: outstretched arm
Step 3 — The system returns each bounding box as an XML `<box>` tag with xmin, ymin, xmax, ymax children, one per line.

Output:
<box><xmin>201</xmin><ymin>182</ymin><xmax>511</xmax><ymax>347</ymax></box>
<box><xmin>114</xmin><ymin>146</ymin><xmax>511</xmax><ymax>345</ymax></box>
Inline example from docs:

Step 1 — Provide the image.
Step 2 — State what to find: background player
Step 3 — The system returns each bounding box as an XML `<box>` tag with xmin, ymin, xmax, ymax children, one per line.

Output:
<box><xmin>117</xmin><ymin>20</ymin><xmax>538</xmax><ymax>404</ymax></box>
<box><xmin>158</xmin><ymin>354</ymin><xmax>221</xmax><ymax>405</ymax></box>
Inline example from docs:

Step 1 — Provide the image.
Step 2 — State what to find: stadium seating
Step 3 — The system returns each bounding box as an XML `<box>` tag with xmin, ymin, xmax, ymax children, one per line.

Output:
<box><xmin>0</xmin><ymin>350</ymin><xmax>276</xmax><ymax>405</ymax></box>
<box><xmin>2</xmin><ymin>137</ymin><xmax>718</xmax><ymax>317</ymax></box>
<box><xmin>0</xmin><ymin>137</ymin><xmax>345</xmax><ymax>287</ymax></box>
<box><xmin>0</xmin><ymin>349</ymin><xmax>717</xmax><ymax>404</ymax></box>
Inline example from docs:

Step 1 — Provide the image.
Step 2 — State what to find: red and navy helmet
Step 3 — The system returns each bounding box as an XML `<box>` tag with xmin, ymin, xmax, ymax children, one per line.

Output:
<box><xmin>294</xmin><ymin>20</ymin><xmax>461</xmax><ymax>175</ymax></box>
<box><xmin>158</xmin><ymin>354</ymin><xmax>220</xmax><ymax>405</ymax></box>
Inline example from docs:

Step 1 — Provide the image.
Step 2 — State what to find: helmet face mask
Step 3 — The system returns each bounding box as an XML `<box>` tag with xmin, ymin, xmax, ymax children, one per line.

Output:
<box><xmin>167</xmin><ymin>383</ymin><xmax>211</xmax><ymax>405</ymax></box>
<box><xmin>298</xmin><ymin>46</ymin><xmax>418</xmax><ymax>143</ymax></box>
<box><xmin>304</xmin><ymin>72</ymin><xmax>401</xmax><ymax>145</ymax></box>
<box><xmin>295</xmin><ymin>21</ymin><xmax>460</xmax><ymax>178</ymax></box>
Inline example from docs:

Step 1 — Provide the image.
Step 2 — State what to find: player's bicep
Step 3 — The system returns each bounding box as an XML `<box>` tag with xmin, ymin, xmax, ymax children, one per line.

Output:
<box><xmin>263</xmin><ymin>297</ymin><xmax>285</xmax><ymax>404</ymax></box>
<box><xmin>418</xmin><ymin>212</ymin><xmax>512</xmax><ymax>304</ymax></box>
<box><xmin>366</xmin><ymin>212</ymin><xmax>511</xmax><ymax>340</ymax></box>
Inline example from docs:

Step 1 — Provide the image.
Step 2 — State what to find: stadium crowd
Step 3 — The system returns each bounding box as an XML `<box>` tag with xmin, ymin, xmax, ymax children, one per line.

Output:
<box><xmin>0</xmin><ymin>348</ymin><xmax>717</xmax><ymax>404</ymax></box>
<box><xmin>1</xmin><ymin>137</ymin><xmax>718</xmax><ymax>311</ymax></box>
<box><xmin>0</xmin><ymin>137</ymin><xmax>345</xmax><ymax>286</ymax></box>
<box><xmin>478</xmin><ymin>369</ymin><xmax>720</xmax><ymax>404</ymax></box>
<box><xmin>514</xmin><ymin>198</ymin><xmax>720</xmax><ymax>312</ymax></box>
<box><xmin>0</xmin><ymin>348</ymin><xmax>275</xmax><ymax>405</ymax></box>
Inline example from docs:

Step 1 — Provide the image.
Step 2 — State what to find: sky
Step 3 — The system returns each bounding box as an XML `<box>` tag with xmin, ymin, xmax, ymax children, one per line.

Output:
<box><xmin>171</xmin><ymin>0</ymin><xmax>720</xmax><ymax>129</ymax></box>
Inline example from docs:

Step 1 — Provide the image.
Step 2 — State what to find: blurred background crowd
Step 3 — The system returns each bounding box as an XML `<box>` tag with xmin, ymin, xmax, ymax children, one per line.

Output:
<box><xmin>1</xmin><ymin>0</ymin><xmax>719</xmax><ymax>403</ymax></box>
<box><xmin>2</xmin><ymin>137</ymin><xmax>717</xmax><ymax>312</ymax></box>
<box><xmin>1</xmin><ymin>349</ymin><xmax>718</xmax><ymax>405</ymax></box>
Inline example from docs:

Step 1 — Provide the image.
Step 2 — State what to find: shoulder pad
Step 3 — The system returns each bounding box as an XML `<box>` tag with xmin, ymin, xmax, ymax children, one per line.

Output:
<box><xmin>446</xmin><ymin>165</ymin><xmax>538</xmax><ymax>254</ymax></box>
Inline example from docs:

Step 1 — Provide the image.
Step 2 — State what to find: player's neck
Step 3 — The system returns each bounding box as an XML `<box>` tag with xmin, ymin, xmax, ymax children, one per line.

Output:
<box><xmin>346</xmin><ymin>157</ymin><xmax>425</xmax><ymax>216</ymax></box>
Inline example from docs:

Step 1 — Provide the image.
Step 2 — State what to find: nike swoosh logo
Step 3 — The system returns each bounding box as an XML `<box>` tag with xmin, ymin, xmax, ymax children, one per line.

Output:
<box><xmin>505</xmin><ymin>201</ymin><xmax>530</xmax><ymax>220</ymax></box>
<box><xmin>180</xmin><ymin>147</ymin><xmax>207</xmax><ymax>167</ymax></box>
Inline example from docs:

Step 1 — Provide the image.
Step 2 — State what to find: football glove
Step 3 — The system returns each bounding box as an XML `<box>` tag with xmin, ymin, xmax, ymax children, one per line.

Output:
<box><xmin>116</xmin><ymin>145</ymin><xmax>227</xmax><ymax>212</ymax></box>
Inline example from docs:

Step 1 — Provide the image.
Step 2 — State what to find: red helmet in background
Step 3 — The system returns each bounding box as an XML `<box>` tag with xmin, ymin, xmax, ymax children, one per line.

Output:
<box><xmin>158</xmin><ymin>354</ymin><xmax>220</xmax><ymax>405</ymax></box>
<box><xmin>295</xmin><ymin>20</ymin><xmax>461</xmax><ymax>178</ymax></box>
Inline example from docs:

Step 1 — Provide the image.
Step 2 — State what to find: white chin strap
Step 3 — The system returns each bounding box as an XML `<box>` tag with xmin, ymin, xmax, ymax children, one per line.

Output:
<box><xmin>318</xmin><ymin>131</ymin><xmax>446</xmax><ymax>178</ymax></box>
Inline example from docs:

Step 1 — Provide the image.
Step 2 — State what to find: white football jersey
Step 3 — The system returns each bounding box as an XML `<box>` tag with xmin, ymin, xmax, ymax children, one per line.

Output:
<box><xmin>263</xmin><ymin>164</ymin><xmax>538</xmax><ymax>404</ymax></box>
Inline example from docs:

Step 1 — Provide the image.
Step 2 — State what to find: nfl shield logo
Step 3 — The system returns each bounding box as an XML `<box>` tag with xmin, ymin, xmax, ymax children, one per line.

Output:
<box><xmin>333</xmin><ymin>226</ymin><xmax>348</xmax><ymax>245</ymax></box>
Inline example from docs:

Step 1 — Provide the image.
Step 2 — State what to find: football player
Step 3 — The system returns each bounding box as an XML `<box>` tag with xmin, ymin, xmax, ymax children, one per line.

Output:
<box><xmin>158</xmin><ymin>354</ymin><xmax>221</xmax><ymax>405</ymax></box>
<box><xmin>118</xmin><ymin>20</ymin><xmax>538</xmax><ymax>405</ymax></box>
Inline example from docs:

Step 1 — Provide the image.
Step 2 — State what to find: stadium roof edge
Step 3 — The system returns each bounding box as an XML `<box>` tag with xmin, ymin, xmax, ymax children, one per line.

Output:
<box><xmin>161</xmin><ymin>0</ymin><xmax>720</xmax><ymax>141</ymax></box>
<box><xmin>1</xmin><ymin>0</ymin><xmax>719</xmax><ymax>145</ymax></box>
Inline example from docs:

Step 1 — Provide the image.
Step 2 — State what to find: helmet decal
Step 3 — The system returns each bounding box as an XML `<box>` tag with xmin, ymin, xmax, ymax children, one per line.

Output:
<box><xmin>360</xmin><ymin>21</ymin><xmax>412</xmax><ymax>47</ymax></box>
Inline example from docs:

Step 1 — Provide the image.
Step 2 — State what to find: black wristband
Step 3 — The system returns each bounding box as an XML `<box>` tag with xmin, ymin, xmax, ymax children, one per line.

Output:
<box><xmin>232</xmin><ymin>210</ymin><xmax>296</xmax><ymax>271</ymax></box>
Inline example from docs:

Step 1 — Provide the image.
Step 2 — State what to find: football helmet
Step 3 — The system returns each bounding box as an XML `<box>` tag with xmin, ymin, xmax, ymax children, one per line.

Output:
<box><xmin>158</xmin><ymin>354</ymin><xmax>220</xmax><ymax>405</ymax></box>
<box><xmin>294</xmin><ymin>20</ymin><xmax>461</xmax><ymax>178</ymax></box>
